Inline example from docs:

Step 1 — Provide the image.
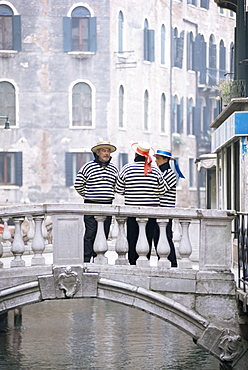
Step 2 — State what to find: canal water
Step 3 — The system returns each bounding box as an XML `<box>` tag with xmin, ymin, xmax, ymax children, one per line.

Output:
<box><xmin>0</xmin><ymin>298</ymin><xmax>220</xmax><ymax>369</ymax></box>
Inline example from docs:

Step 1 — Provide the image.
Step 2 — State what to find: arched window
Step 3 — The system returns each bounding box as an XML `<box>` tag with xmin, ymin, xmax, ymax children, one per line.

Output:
<box><xmin>118</xmin><ymin>85</ymin><xmax>124</xmax><ymax>128</ymax></box>
<box><xmin>172</xmin><ymin>95</ymin><xmax>183</xmax><ymax>133</ymax></box>
<box><xmin>118</xmin><ymin>11</ymin><xmax>124</xmax><ymax>53</ymax></box>
<box><xmin>161</xmin><ymin>93</ymin><xmax>166</xmax><ymax>133</ymax></box>
<box><xmin>208</xmin><ymin>35</ymin><xmax>217</xmax><ymax>85</ymax></box>
<box><xmin>72</xmin><ymin>82</ymin><xmax>92</xmax><ymax>127</ymax></box>
<box><xmin>0</xmin><ymin>81</ymin><xmax>16</xmax><ymax>126</ymax></box>
<box><xmin>0</xmin><ymin>4</ymin><xmax>21</xmax><ymax>51</ymax></box>
<box><xmin>219</xmin><ymin>40</ymin><xmax>226</xmax><ymax>80</ymax></box>
<box><xmin>144</xmin><ymin>90</ymin><xmax>149</xmax><ymax>131</ymax></box>
<box><xmin>173</xmin><ymin>28</ymin><xmax>184</xmax><ymax>68</ymax></box>
<box><xmin>161</xmin><ymin>24</ymin><xmax>165</xmax><ymax>65</ymax></box>
<box><xmin>63</xmin><ymin>7</ymin><xmax>96</xmax><ymax>52</ymax></box>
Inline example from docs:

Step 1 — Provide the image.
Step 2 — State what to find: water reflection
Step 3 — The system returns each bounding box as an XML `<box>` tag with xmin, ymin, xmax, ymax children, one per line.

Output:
<box><xmin>0</xmin><ymin>299</ymin><xmax>220</xmax><ymax>369</ymax></box>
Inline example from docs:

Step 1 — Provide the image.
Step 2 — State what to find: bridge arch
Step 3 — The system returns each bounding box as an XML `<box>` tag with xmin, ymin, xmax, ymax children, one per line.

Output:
<box><xmin>1</xmin><ymin>273</ymin><xmax>247</xmax><ymax>369</ymax></box>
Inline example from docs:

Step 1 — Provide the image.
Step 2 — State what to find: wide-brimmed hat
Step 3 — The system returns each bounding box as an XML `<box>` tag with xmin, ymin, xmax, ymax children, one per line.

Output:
<box><xmin>154</xmin><ymin>148</ymin><xmax>174</xmax><ymax>159</ymax></box>
<box><xmin>91</xmin><ymin>141</ymin><xmax>116</xmax><ymax>153</ymax></box>
<box><xmin>131</xmin><ymin>141</ymin><xmax>154</xmax><ymax>157</ymax></box>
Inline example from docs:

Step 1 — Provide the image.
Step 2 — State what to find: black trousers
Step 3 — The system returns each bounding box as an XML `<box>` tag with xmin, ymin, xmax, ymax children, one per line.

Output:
<box><xmin>146</xmin><ymin>218</ymin><xmax>177</xmax><ymax>267</ymax></box>
<box><xmin>127</xmin><ymin>217</ymin><xmax>156</xmax><ymax>265</ymax></box>
<box><xmin>84</xmin><ymin>214</ymin><xmax>112</xmax><ymax>262</ymax></box>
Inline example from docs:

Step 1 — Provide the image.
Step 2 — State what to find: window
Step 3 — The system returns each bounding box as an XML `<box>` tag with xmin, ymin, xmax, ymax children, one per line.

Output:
<box><xmin>208</xmin><ymin>35</ymin><xmax>217</xmax><ymax>86</ymax></box>
<box><xmin>0</xmin><ymin>81</ymin><xmax>16</xmax><ymax>126</ymax></box>
<box><xmin>144</xmin><ymin>90</ymin><xmax>149</xmax><ymax>131</ymax></box>
<box><xmin>65</xmin><ymin>152</ymin><xmax>93</xmax><ymax>186</ymax></box>
<box><xmin>72</xmin><ymin>82</ymin><xmax>92</xmax><ymax>127</ymax></box>
<box><xmin>118</xmin><ymin>11</ymin><xmax>124</xmax><ymax>53</ymax></box>
<box><xmin>161</xmin><ymin>93</ymin><xmax>166</xmax><ymax>133</ymax></box>
<box><xmin>187</xmin><ymin>32</ymin><xmax>194</xmax><ymax>70</ymax></box>
<box><xmin>161</xmin><ymin>24</ymin><xmax>165</xmax><ymax>65</ymax></box>
<box><xmin>172</xmin><ymin>28</ymin><xmax>184</xmax><ymax>68</ymax></box>
<box><xmin>118</xmin><ymin>85</ymin><xmax>124</xmax><ymax>128</ymax></box>
<box><xmin>200</xmin><ymin>0</ymin><xmax>209</xmax><ymax>9</ymax></box>
<box><xmin>0</xmin><ymin>5</ymin><xmax>21</xmax><ymax>51</ymax></box>
<box><xmin>118</xmin><ymin>153</ymin><xmax>128</xmax><ymax>169</ymax></box>
<box><xmin>0</xmin><ymin>152</ymin><xmax>22</xmax><ymax>185</ymax></box>
<box><xmin>193</xmin><ymin>34</ymin><xmax>207</xmax><ymax>84</ymax></box>
<box><xmin>219</xmin><ymin>40</ymin><xmax>226</xmax><ymax>80</ymax></box>
<box><xmin>144</xmin><ymin>19</ymin><xmax>154</xmax><ymax>62</ymax></box>
<box><xmin>63</xmin><ymin>6</ymin><xmax>96</xmax><ymax>52</ymax></box>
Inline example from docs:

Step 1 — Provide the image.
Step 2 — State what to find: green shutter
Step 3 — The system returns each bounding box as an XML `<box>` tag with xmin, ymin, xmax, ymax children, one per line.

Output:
<box><xmin>65</xmin><ymin>152</ymin><xmax>73</xmax><ymax>186</ymax></box>
<box><xmin>15</xmin><ymin>152</ymin><xmax>22</xmax><ymax>186</ymax></box>
<box><xmin>13</xmin><ymin>15</ymin><xmax>21</xmax><ymax>51</ymax></box>
<box><xmin>148</xmin><ymin>29</ymin><xmax>155</xmax><ymax>62</ymax></box>
<box><xmin>89</xmin><ymin>17</ymin><xmax>97</xmax><ymax>52</ymax></box>
<box><xmin>63</xmin><ymin>17</ymin><xmax>71</xmax><ymax>52</ymax></box>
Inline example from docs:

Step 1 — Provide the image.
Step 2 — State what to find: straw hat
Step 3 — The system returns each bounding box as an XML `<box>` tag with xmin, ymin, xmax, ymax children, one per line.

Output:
<box><xmin>154</xmin><ymin>148</ymin><xmax>174</xmax><ymax>159</ymax></box>
<box><xmin>91</xmin><ymin>141</ymin><xmax>116</xmax><ymax>153</ymax></box>
<box><xmin>131</xmin><ymin>141</ymin><xmax>154</xmax><ymax>157</ymax></box>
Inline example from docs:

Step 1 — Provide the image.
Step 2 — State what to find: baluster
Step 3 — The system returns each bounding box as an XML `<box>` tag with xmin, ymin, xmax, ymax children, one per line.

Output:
<box><xmin>27</xmin><ymin>215</ymin><xmax>35</xmax><ymax>251</ymax></box>
<box><xmin>31</xmin><ymin>215</ymin><xmax>45</xmax><ymax>265</ymax></box>
<box><xmin>157</xmin><ymin>218</ymin><xmax>171</xmax><ymax>268</ymax></box>
<box><xmin>115</xmin><ymin>216</ymin><xmax>128</xmax><ymax>265</ymax></box>
<box><xmin>178</xmin><ymin>219</ymin><xmax>192</xmax><ymax>269</ymax></box>
<box><xmin>93</xmin><ymin>216</ymin><xmax>108</xmax><ymax>265</ymax></box>
<box><xmin>11</xmin><ymin>217</ymin><xmax>25</xmax><ymax>268</ymax></box>
<box><xmin>2</xmin><ymin>217</ymin><xmax>12</xmax><ymax>249</ymax></box>
<box><xmin>136</xmin><ymin>217</ymin><xmax>149</xmax><ymax>267</ymax></box>
<box><xmin>173</xmin><ymin>218</ymin><xmax>181</xmax><ymax>259</ymax></box>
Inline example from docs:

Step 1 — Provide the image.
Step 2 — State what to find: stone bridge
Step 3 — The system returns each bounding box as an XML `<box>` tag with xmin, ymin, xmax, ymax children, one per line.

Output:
<box><xmin>0</xmin><ymin>203</ymin><xmax>248</xmax><ymax>370</ymax></box>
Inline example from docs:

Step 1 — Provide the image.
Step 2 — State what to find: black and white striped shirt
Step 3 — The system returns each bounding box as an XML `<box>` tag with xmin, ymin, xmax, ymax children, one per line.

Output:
<box><xmin>115</xmin><ymin>160</ymin><xmax>166</xmax><ymax>206</ymax></box>
<box><xmin>160</xmin><ymin>165</ymin><xmax>177</xmax><ymax>208</ymax></box>
<box><xmin>74</xmin><ymin>161</ymin><xmax>118</xmax><ymax>203</ymax></box>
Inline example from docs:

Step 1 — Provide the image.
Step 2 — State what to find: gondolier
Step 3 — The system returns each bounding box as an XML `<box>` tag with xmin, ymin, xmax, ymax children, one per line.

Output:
<box><xmin>74</xmin><ymin>141</ymin><xmax>118</xmax><ymax>262</ymax></box>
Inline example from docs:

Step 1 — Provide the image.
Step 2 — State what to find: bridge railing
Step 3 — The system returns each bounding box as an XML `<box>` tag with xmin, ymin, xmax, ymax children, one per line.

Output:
<box><xmin>0</xmin><ymin>203</ymin><xmax>234</xmax><ymax>272</ymax></box>
<box><xmin>235</xmin><ymin>212</ymin><xmax>248</xmax><ymax>294</ymax></box>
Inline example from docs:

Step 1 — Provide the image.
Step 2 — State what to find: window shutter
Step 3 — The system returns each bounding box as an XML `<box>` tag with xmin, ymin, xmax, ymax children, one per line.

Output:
<box><xmin>148</xmin><ymin>29</ymin><xmax>155</xmax><ymax>62</ymax></box>
<box><xmin>13</xmin><ymin>15</ymin><xmax>22</xmax><ymax>51</ymax></box>
<box><xmin>63</xmin><ymin>17</ymin><xmax>72</xmax><ymax>52</ymax></box>
<box><xmin>193</xmin><ymin>34</ymin><xmax>201</xmax><ymax>71</ymax></box>
<box><xmin>144</xmin><ymin>28</ymin><xmax>148</xmax><ymax>60</ymax></box>
<box><xmin>65</xmin><ymin>152</ymin><xmax>73</xmax><ymax>186</ymax></box>
<box><xmin>15</xmin><ymin>152</ymin><xmax>22</xmax><ymax>186</ymax></box>
<box><xmin>177</xmin><ymin>31</ymin><xmax>184</xmax><ymax>68</ymax></box>
<box><xmin>89</xmin><ymin>17</ymin><xmax>97</xmax><ymax>52</ymax></box>
<box><xmin>199</xmin><ymin>40</ymin><xmax>207</xmax><ymax>84</ymax></box>
<box><xmin>193</xmin><ymin>99</ymin><xmax>201</xmax><ymax>136</ymax></box>
<box><xmin>178</xmin><ymin>97</ymin><xmax>184</xmax><ymax>133</ymax></box>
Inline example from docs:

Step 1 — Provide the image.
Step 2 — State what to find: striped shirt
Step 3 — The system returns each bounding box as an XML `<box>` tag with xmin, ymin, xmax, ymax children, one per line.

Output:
<box><xmin>74</xmin><ymin>160</ymin><xmax>118</xmax><ymax>203</ymax></box>
<box><xmin>161</xmin><ymin>167</ymin><xmax>177</xmax><ymax>208</ymax></box>
<box><xmin>115</xmin><ymin>160</ymin><xmax>166</xmax><ymax>206</ymax></box>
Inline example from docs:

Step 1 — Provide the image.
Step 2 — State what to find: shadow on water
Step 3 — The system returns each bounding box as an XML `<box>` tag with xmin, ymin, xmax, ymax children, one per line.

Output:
<box><xmin>0</xmin><ymin>299</ymin><xmax>220</xmax><ymax>369</ymax></box>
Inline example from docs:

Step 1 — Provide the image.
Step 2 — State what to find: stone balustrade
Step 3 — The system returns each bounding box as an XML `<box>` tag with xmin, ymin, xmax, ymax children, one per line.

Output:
<box><xmin>0</xmin><ymin>203</ymin><xmax>235</xmax><ymax>272</ymax></box>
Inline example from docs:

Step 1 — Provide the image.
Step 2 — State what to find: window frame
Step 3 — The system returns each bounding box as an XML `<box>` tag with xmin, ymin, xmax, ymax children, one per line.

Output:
<box><xmin>63</xmin><ymin>6</ymin><xmax>96</xmax><ymax>53</ymax></box>
<box><xmin>0</xmin><ymin>151</ymin><xmax>22</xmax><ymax>186</ymax></box>
<box><xmin>0</xmin><ymin>80</ymin><xmax>17</xmax><ymax>127</ymax></box>
<box><xmin>65</xmin><ymin>151</ymin><xmax>93</xmax><ymax>186</ymax></box>
<box><xmin>0</xmin><ymin>4</ymin><xmax>21</xmax><ymax>51</ymax></box>
<box><xmin>69</xmin><ymin>80</ymin><xmax>95</xmax><ymax>129</ymax></box>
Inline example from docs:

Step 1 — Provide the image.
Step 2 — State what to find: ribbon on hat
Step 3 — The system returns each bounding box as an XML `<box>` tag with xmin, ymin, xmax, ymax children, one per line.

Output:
<box><xmin>174</xmin><ymin>160</ymin><xmax>185</xmax><ymax>179</ymax></box>
<box><xmin>144</xmin><ymin>155</ymin><xmax>153</xmax><ymax>176</ymax></box>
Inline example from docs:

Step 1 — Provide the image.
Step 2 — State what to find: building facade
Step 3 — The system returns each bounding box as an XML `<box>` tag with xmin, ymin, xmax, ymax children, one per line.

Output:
<box><xmin>0</xmin><ymin>0</ymin><xmax>235</xmax><ymax>206</ymax></box>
